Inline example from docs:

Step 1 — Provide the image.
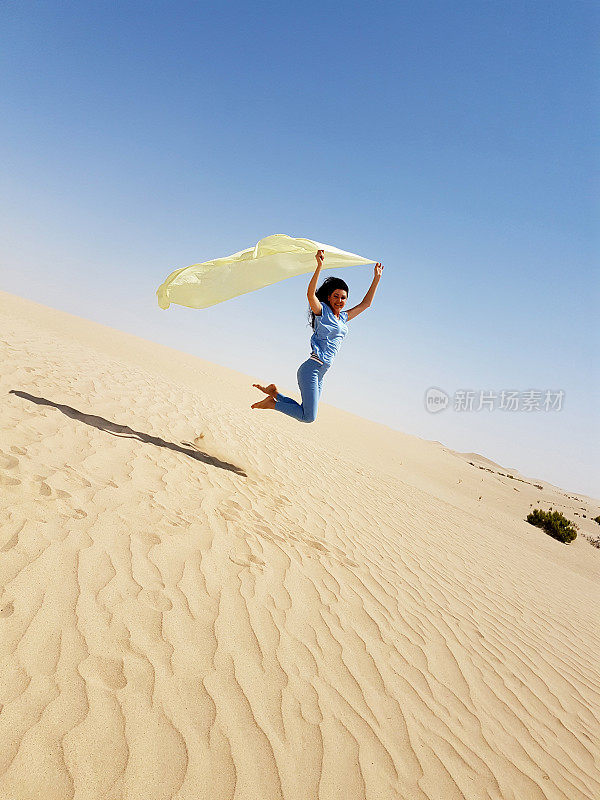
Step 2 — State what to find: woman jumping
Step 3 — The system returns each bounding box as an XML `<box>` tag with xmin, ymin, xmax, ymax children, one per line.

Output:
<box><xmin>251</xmin><ymin>249</ymin><xmax>383</xmax><ymax>422</ymax></box>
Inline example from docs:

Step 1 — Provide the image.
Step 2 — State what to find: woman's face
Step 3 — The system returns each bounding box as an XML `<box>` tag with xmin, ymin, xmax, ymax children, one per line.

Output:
<box><xmin>328</xmin><ymin>289</ymin><xmax>348</xmax><ymax>313</ymax></box>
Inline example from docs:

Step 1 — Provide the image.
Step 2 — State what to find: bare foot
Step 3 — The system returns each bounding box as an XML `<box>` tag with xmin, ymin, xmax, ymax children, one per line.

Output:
<box><xmin>252</xmin><ymin>383</ymin><xmax>278</xmax><ymax>397</ymax></box>
<box><xmin>251</xmin><ymin>396</ymin><xmax>277</xmax><ymax>410</ymax></box>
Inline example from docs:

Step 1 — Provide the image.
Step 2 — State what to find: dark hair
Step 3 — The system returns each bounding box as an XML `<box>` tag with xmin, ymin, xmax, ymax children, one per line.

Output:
<box><xmin>307</xmin><ymin>276</ymin><xmax>349</xmax><ymax>330</ymax></box>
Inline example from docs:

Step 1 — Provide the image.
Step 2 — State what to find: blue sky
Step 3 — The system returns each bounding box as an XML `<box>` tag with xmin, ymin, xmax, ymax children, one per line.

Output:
<box><xmin>2</xmin><ymin>1</ymin><xmax>598</xmax><ymax>496</ymax></box>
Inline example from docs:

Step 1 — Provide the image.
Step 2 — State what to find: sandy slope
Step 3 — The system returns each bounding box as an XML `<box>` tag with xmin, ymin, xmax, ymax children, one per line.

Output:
<box><xmin>1</xmin><ymin>290</ymin><xmax>599</xmax><ymax>800</ymax></box>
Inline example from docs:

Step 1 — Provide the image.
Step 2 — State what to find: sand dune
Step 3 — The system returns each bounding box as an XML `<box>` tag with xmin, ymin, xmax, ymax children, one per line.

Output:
<box><xmin>1</xmin><ymin>290</ymin><xmax>599</xmax><ymax>800</ymax></box>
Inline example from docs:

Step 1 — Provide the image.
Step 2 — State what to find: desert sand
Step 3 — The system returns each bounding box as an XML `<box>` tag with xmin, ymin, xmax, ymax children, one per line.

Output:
<box><xmin>1</xmin><ymin>289</ymin><xmax>599</xmax><ymax>800</ymax></box>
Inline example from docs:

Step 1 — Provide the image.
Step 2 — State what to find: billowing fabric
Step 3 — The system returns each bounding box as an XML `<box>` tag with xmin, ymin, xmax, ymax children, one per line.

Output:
<box><xmin>156</xmin><ymin>233</ymin><xmax>375</xmax><ymax>310</ymax></box>
<box><xmin>310</xmin><ymin>302</ymin><xmax>349</xmax><ymax>366</ymax></box>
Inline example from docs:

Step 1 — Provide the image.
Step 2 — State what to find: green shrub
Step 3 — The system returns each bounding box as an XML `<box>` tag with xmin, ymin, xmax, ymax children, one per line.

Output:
<box><xmin>526</xmin><ymin>508</ymin><xmax>578</xmax><ymax>544</ymax></box>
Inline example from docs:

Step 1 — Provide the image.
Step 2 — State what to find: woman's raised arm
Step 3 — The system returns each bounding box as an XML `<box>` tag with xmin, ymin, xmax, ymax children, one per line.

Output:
<box><xmin>360</xmin><ymin>263</ymin><xmax>383</xmax><ymax>306</ymax></box>
<box><xmin>307</xmin><ymin>250</ymin><xmax>324</xmax><ymax>314</ymax></box>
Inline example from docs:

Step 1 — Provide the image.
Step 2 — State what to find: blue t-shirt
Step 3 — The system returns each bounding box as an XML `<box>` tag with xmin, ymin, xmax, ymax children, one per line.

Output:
<box><xmin>310</xmin><ymin>302</ymin><xmax>349</xmax><ymax>365</ymax></box>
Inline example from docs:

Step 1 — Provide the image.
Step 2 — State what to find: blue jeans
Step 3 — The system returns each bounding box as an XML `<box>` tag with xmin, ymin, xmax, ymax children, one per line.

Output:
<box><xmin>274</xmin><ymin>357</ymin><xmax>330</xmax><ymax>423</ymax></box>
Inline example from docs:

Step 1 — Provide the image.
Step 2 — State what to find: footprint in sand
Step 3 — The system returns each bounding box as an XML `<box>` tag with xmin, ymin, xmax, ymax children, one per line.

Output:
<box><xmin>0</xmin><ymin>453</ymin><xmax>19</xmax><ymax>469</ymax></box>
<box><xmin>136</xmin><ymin>531</ymin><xmax>160</xmax><ymax>547</ymax></box>
<box><xmin>0</xmin><ymin>474</ymin><xmax>20</xmax><ymax>487</ymax></box>
<box><xmin>38</xmin><ymin>481</ymin><xmax>52</xmax><ymax>496</ymax></box>
<box><xmin>10</xmin><ymin>446</ymin><xmax>27</xmax><ymax>455</ymax></box>
<box><xmin>140</xmin><ymin>589</ymin><xmax>173</xmax><ymax>612</ymax></box>
<box><xmin>73</xmin><ymin>509</ymin><xmax>87</xmax><ymax>519</ymax></box>
<box><xmin>256</xmin><ymin>525</ymin><xmax>286</xmax><ymax>543</ymax></box>
<box><xmin>1</xmin><ymin>532</ymin><xmax>19</xmax><ymax>552</ymax></box>
<box><xmin>95</xmin><ymin>658</ymin><xmax>128</xmax><ymax>690</ymax></box>
<box><xmin>229</xmin><ymin>551</ymin><xmax>265</xmax><ymax>569</ymax></box>
<box><xmin>0</xmin><ymin>601</ymin><xmax>14</xmax><ymax>618</ymax></box>
<box><xmin>79</xmin><ymin>655</ymin><xmax>128</xmax><ymax>690</ymax></box>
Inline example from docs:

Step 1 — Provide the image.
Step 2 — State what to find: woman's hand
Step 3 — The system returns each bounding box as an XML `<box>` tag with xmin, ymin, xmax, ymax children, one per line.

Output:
<box><xmin>316</xmin><ymin>249</ymin><xmax>324</xmax><ymax>266</ymax></box>
<box><xmin>374</xmin><ymin>262</ymin><xmax>384</xmax><ymax>279</ymax></box>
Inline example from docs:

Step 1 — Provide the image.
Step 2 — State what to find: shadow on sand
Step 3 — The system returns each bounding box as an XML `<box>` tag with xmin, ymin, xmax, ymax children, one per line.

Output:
<box><xmin>9</xmin><ymin>390</ymin><xmax>247</xmax><ymax>477</ymax></box>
